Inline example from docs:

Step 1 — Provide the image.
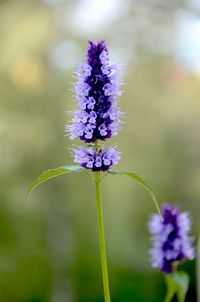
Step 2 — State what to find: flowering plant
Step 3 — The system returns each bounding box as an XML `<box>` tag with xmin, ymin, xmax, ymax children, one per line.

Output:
<box><xmin>27</xmin><ymin>40</ymin><xmax>194</xmax><ymax>302</ymax></box>
<box><xmin>149</xmin><ymin>204</ymin><xmax>194</xmax><ymax>302</ymax></box>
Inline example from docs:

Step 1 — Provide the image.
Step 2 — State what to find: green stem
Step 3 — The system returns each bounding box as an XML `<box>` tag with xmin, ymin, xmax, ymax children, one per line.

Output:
<box><xmin>164</xmin><ymin>291</ymin><xmax>175</xmax><ymax>302</ymax></box>
<box><xmin>95</xmin><ymin>171</ymin><xmax>111</xmax><ymax>302</ymax></box>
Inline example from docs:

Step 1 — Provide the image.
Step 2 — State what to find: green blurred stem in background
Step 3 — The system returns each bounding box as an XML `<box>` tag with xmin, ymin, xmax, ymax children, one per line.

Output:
<box><xmin>95</xmin><ymin>171</ymin><xmax>111</xmax><ymax>302</ymax></box>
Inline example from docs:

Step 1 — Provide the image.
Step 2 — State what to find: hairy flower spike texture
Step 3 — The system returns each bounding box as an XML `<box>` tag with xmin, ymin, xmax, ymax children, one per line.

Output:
<box><xmin>148</xmin><ymin>204</ymin><xmax>194</xmax><ymax>274</ymax></box>
<box><xmin>72</xmin><ymin>146</ymin><xmax>121</xmax><ymax>172</ymax></box>
<box><xmin>66</xmin><ymin>39</ymin><xmax>122</xmax><ymax>171</ymax></box>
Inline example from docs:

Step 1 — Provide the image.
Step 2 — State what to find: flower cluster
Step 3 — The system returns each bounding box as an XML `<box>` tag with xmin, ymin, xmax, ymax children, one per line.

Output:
<box><xmin>67</xmin><ymin>40</ymin><xmax>122</xmax><ymax>143</ymax></box>
<box><xmin>148</xmin><ymin>204</ymin><xmax>194</xmax><ymax>274</ymax></box>
<box><xmin>72</xmin><ymin>146</ymin><xmax>121</xmax><ymax>171</ymax></box>
<box><xmin>66</xmin><ymin>40</ymin><xmax>122</xmax><ymax>171</ymax></box>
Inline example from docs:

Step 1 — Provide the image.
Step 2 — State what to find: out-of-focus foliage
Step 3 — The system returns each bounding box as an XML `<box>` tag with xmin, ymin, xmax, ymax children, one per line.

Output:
<box><xmin>0</xmin><ymin>0</ymin><xmax>199</xmax><ymax>301</ymax></box>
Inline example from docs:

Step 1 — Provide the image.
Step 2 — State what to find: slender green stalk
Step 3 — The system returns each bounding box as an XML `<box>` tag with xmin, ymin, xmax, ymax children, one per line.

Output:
<box><xmin>95</xmin><ymin>171</ymin><xmax>111</xmax><ymax>302</ymax></box>
<box><xmin>164</xmin><ymin>291</ymin><xmax>175</xmax><ymax>302</ymax></box>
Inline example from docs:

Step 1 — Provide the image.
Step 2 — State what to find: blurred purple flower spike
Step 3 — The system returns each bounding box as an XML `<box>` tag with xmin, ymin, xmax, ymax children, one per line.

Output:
<box><xmin>148</xmin><ymin>204</ymin><xmax>194</xmax><ymax>274</ymax></box>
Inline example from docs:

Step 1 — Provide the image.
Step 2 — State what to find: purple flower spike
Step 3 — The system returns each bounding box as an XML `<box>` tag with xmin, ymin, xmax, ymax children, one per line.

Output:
<box><xmin>66</xmin><ymin>40</ymin><xmax>122</xmax><ymax>143</ymax></box>
<box><xmin>148</xmin><ymin>204</ymin><xmax>194</xmax><ymax>274</ymax></box>
<box><xmin>72</xmin><ymin>146</ymin><xmax>121</xmax><ymax>171</ymax></box>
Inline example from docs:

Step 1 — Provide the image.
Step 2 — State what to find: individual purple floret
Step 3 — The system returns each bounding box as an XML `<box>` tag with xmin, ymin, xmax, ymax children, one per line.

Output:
<box><xmin>148</xmin><ymin>204</ymin><xmax>194</xmax><ymax>274</ymax></box>
<box><xmin>72</xmin><ymin>146</ymin><xmax>121</xmax><ymax>171</ymax></box>
<box><xmin>66</xmin><ymin>40</ymin><xmax>122</xmax><ymax>143</ymax></box>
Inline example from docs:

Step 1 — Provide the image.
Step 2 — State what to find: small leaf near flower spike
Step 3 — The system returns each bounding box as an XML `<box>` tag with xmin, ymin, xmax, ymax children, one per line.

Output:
<box><xmin>26</xmin><ymin>165</ymin><xmax>83</xmax><ymax>205</ymax></box>
<box><xmin>108</xmin><ymin>170</ymin><xmax>162</xmax><ymax>220</ymax></box>
<box><xmin>164</xmin><ymin>271</ymin><xmax>189</xmax><ymax>302</ymax></box>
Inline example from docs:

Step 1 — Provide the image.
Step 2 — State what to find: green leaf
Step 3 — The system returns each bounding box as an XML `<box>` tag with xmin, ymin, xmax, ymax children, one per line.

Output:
<box><xmin>164</xmin><ymin>275</ymin><xmax>177</xmax><ymax>302</ymax></box>
<box><xmin>26</xmin><ymin>165</ymin><xmax>83</xmax><ymax>204</ymax></box>
<box><xmin>164</xmin><ymin>272</ymin><xmax>189</xmax><ymax>302</ymax></box>
<box><xmin>108</xmin><ymin>170</ymin><xmax>162</xmax><ymax>220</ymax></box>
<box><xmin>173</xmin><ymin>272</ymin><xmax>189</xmax><ymax>302</ymax></box>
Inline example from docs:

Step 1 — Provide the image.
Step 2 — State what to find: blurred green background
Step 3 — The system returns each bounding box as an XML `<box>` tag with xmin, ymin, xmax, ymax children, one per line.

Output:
<box><xmin>0</xmin><ymin>0</ymin><xmax>199</xmax><ymax>301</ymax></box>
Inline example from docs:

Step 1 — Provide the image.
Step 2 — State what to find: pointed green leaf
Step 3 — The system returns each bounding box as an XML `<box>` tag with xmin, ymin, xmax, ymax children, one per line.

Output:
<box><xmin>164</xmin><ymin>274</ymin><xmax>178</xmax><ymax>302</ymax></box>
<box><xmin>108</xmin><ymin>170</ymin><xmax>162</xmax><ymax>220</ymax></box>
<box><xmin>173</xmin><ymin>272</ymin><xmax>189</xmax><ymax>302</ymax></box>
<box><xmin>164</xmin><ymin>272</ymin><xmax>189</xmax><ymax>302</ymax></box>
<box><xmin>26</xmin><ymin>165</ymin><xmax>83</xmax><ymax>203</ymax></box>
